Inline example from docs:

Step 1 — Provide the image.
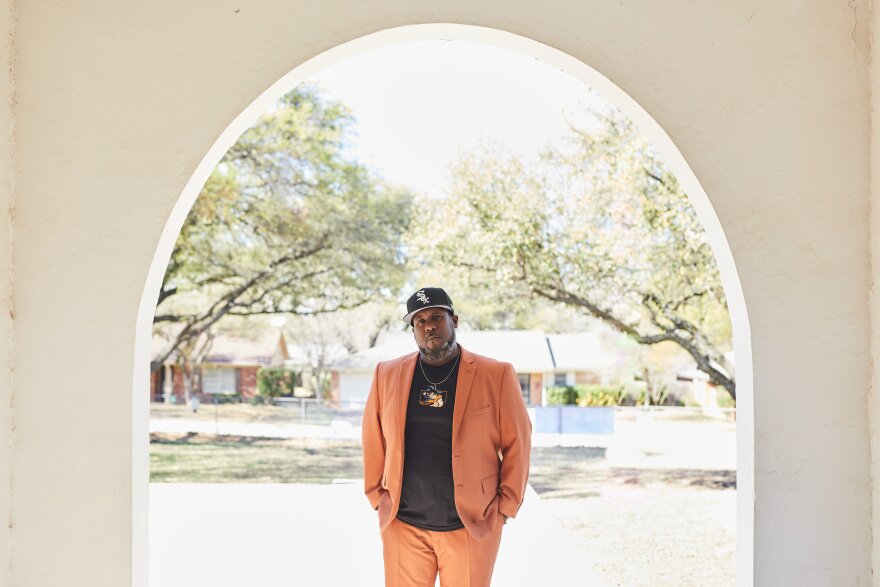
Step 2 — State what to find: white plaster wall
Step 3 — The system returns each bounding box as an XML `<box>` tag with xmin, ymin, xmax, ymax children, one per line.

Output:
<box><xmin>4</xmin><ymin>1</ymin><xmax>873</xmax><ymax>586</ymax></box>
<box><xmin>872</xmin><ymin>0</ymin><xmax>880</xmax><ymax>580</ymax></box>
<box><xmin>0</xmin><ymin>1</ymin><xmax>12</xmax><ymax>584</ymax></box>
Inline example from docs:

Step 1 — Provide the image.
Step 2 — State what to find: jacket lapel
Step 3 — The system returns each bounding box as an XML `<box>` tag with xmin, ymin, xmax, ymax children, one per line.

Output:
<box><xmin>397</xmin><ymin>352</ymin><xmax>418</xmax><ymax>442</ymax></box>
<box><xmin>452</xmin><ymin>345</ymin><xmax>476</xmax><ymax>441</ymax></box>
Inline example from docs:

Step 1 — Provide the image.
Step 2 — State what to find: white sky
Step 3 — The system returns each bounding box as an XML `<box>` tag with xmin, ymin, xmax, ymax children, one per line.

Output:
<box><xmin>308</xmin><ymin>40</ymin><xmax>608</xmax><ymax>197</ymax></box>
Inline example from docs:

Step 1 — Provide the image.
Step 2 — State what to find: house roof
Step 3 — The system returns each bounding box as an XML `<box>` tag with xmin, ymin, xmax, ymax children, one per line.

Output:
<box><xmin>329</xmin><ymin>333</ymin><xmax>414</xmax><ymax>371</ymax></box>
<box><xmin>153</xmin><ymin>323</ymin><xmax>633</xmax><ymax>375</ymax></box>
<box><xmin>458</xmin><ymin>330</ymin><xmax>556</xmax><ymax>372</ymax></box>
<box><xmin>546</xmin><ymin>332</ymin><xmax>621</xmax><ymax>372</ymax></box>
<box><xmin>152</xmin><ymin>330</ymin><xmax>289</xmax><ymax>367</ymax></box>
<box><xmin>331</xmin><ymin>330</ymin><xmax>557</xmax><ymax>373</ymax></box>
<box><xmin>284</xmin><ymin>342</ymin><xmax>351</xmax><ymax>368</ymax></box>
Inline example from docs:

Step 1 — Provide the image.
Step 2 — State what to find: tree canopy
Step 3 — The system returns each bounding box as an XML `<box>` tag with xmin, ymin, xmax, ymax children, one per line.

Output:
<box><xmin>152</xmin><ymin>83</ymin><xmax>734</xmax><ymax>403</ymax></box>
<box><xmin>153</xmin><ymin>85</ymin><xmax>412</xmax><ymax>367</ymax></box>
<box><xmin>413</xmin><ymin>107</ymin><xmax>735</xmax><ymax>399</ymax></box>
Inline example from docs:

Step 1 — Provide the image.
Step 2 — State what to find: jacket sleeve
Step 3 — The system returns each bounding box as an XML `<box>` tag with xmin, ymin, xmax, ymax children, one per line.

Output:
<box><xmin>497</xmin><ymin>362</ymin><xmax>532</xmax><ymax>519</ymax></box>
<box><xmin>362</xmin><ymin>362</ymin><xmax>386</xmax><ymax>510</ymax></box>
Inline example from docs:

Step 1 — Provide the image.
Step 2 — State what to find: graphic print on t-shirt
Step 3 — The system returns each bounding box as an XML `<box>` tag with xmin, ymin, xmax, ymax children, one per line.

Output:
<box><xmin>418</xmin><ymin>388</ymin><xmax>447</xmax><ymax>408</ymax></box>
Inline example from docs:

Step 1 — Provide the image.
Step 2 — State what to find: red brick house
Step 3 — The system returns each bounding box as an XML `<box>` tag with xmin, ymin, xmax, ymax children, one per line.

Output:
<box><xmin>150</xmin><ymin>331</ymin><xmax>290</xmax><ymax>403</ymax></box>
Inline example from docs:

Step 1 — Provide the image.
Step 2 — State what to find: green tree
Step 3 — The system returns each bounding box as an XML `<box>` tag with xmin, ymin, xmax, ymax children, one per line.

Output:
<box><xmin>418</xmin><ymin>108</ymin><xmax>735</xmax><ymax>400</ymax></box>
<box><xmin>153</xmin><ymin>85</ymin><xmax>412</xmax><ymax>368</ymax></box>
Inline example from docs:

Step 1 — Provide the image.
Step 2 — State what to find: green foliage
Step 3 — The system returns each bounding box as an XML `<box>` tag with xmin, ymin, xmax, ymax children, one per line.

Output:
<box><xmin>154</xmin><ymin>84</ymin><xmax>413</xmax><ymax>364</ymax></box>
<box><xmin>635</xmin><ymin>387</ymin><xmax>669</xmax><ymax>406</ymax></box>
<box><xmin>578</xmin><ymin>385</ymin><xmax>626</xmax><ymax>407</ymax></box>
<box><xmin>547</xmin><ymin>384</ymin><xmax>626</xmax><ymax>407</ymax></box>
<box><xmin>256</xmin><ymin>368</ymin><xmax>297</xmax><ymax>399</ymax></box>
<box><xmin>547</xmin><ymin>386</ymin><xmax>580</xmax><ymax>405</ymax></box>
<box><xmin>621</xmin><ymin>381</ymin><xmax>685</xmax><ymax>407</ymax></box>
<box><xmin>415</xmin><ymin>104</ymin><xmax>735</xmax><ymax>401</ymax></box>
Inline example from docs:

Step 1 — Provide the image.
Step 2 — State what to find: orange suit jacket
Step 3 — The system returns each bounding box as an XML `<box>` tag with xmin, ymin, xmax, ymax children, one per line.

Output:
<box><xmin>362</xmin><ymin>345</ymin><xmax>532</xmax><ymax>540</ymax></box>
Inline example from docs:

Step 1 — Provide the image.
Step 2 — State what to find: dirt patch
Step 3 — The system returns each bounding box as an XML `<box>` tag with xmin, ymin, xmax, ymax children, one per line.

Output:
<box><xmin>545</xmin><ymin>487</ymin><xmax>736</xmax><ymax>587</ymax></box>
<box><xmin>529</xmin><ymin>446</ymin><xmax>735</xmax><ymax>499</ymax></box>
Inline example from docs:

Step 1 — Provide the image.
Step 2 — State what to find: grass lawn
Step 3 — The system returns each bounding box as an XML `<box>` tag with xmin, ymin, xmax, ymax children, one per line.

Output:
<box><xmin>150</xmin><ymin>432</ymin><xmax>735</xmax><ymax>493</ymax></box>
<box><xmin>150</xmin><ymin>433</ymin><xmax>363</xmax><ymax>483</ymax></box>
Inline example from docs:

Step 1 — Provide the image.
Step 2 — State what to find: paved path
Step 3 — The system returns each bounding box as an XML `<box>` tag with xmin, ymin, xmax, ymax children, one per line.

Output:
<box><xmin>150</xmin><ymin>483</ymin><xmax>607</xmax><ymax>586</ymax></box>
<box><xmin>150</xmin><ymin>418</ymin><xmax>616</xmax><ymax>448</ymax></box>
<box><xmin>151</xmin><ymin>417</ymin><xmax>362</xmax><ymax>440</ymax></box>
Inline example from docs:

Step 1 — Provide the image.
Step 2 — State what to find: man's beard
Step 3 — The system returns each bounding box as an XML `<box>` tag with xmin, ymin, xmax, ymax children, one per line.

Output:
<box><xmin>418</xmin><ymin>330</ymin><xmax>458</xmax><ymax>364</ymax></box>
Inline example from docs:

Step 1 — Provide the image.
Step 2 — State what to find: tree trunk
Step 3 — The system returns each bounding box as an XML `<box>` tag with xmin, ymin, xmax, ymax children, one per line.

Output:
<box><xmin>180</xmin><ymin>357</ymin><xmax>193</xmax><ymax>405</ymax></box>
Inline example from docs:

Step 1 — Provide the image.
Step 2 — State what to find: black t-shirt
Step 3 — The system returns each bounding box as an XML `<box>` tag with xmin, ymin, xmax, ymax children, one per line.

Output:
<box><xmin>395</xmin><ymin>353</ymin><xmax>464</xmax><ymax>531</ymax></box>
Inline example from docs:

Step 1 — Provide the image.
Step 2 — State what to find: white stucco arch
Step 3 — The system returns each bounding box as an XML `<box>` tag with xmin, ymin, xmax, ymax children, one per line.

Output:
<box><xmin>6</xmin><ymin>3</ymin><xmax>871</xmax><ymax>587</ymax></box>
<box><xmin>134</xmin><ymin>23</ymin><xmax>754</xmax><ymax>585</ymax></box>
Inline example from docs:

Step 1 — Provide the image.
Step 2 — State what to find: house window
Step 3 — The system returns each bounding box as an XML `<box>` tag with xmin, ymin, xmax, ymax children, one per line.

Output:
<box><xmin>517</xmin><ymin>373</ymin><xmax>531</xmax><ymax>405</ymax></box>
<box><xmin>202</xmin><ymin>367</ymin><xmax>237</xmax><ymax>394</ymax></box>
<box><xmin>554</xmin><ymin>372</ymin><xmax>567</xmax><ymax>387</ymax></box>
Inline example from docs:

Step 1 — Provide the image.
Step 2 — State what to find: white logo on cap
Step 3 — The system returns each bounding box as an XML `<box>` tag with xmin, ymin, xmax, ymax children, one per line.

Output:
<box><xmin>416</xmin><ymin>290</ymin><xmax>430</xmax><ymax>305</ymax></box>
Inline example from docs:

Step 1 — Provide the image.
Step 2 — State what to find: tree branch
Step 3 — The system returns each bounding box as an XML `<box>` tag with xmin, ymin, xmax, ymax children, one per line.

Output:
<box><xmin>531</xmin><ymin>284</ymin><xmax>735</xmax><ymax>400</ymax></box>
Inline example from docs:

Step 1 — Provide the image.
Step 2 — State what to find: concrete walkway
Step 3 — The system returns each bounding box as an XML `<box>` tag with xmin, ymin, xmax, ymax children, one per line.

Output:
<box><xmin>150</xmin><ymin>417</ymin><xmax>617</xmax><ymax>449</ymax></box>
<box><xmin>150</xmin><ymin>483</ymin><xmax>606</xmax><ymax>586</ymax></box>
<box><xmin>151</xmin><ymin>417</ymin><xmax>362</xmax><ymax>440</ymax></box>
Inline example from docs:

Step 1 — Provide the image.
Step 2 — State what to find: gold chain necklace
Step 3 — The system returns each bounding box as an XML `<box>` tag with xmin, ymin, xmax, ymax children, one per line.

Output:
<box><xmin>418</xmin><ymin>351</ymin><xmax>461</xmax><ymax>391</ymax></box>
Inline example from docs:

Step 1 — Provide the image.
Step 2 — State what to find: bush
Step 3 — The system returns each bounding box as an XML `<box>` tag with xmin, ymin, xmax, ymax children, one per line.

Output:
<box><xmin>250</xmin><ymin>394</ymin><xmax>271</xmax><ymax>405</ymax></box>
<box><xmin>632</xmin><ymin>386</ymin><xmax>685</xmax><ymax>406</ymax></box>
<box><xmin>546</xmin><ymin>384</ymin><xmax>626</xmax><ymax>406</ymax></box>
<box><xmin>577</xmin><ymin>385</ymin><xmax>625</xmax><ymax>407</ymax></box>
<box><xmin>546</xmin><ymin>381</ymin><xmax>688</xmax><ymax>407</ymax></box>
<box><xmin>257</xmin><ymin>368</ymin><xmax>297</xmax><ymax>400</ymax></box>
<box><xmin>546</xmin><ymin>386</ymin><xmax>579</xmax><ymax>405</ymax></box>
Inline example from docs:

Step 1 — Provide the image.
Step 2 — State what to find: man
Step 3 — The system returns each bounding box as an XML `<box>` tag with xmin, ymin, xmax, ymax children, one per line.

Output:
<box><xmin>362</xmin><ymin>287</ymin><xmax>532</xmax><ymax>587</ymax></box>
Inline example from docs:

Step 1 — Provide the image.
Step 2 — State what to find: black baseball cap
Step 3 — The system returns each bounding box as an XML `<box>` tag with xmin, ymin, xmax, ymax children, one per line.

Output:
<box><xmin>403</xmin><ymin>287</ymin><xmax>455</xmax><ymax>325</ymax></box>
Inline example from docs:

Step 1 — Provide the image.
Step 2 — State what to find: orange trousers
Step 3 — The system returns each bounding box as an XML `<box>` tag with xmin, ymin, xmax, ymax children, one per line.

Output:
<box><xmin>380</xmin><ymin>516</ymin><xmax>504</xmax><ymax>587</ymax></box>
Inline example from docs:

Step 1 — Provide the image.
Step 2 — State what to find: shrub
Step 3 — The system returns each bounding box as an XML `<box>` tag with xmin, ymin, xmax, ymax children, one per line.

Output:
<box><xmin>256</xmin><ymin>368</ymin><xmax>297</xmax><ymax>400</ymax></box>
<box><xmin>632</xmin><ymin>386</ymin><xmax>686</xmax><ymax>406</ymax></box>
<box><xmin>547</xmin><ymin>384</ymin><xmax>626</xmax><ymax>406</ymax></box>
<box><xmin>546</xmin><ymin>386</ymin><xmax>579</xmax><ymax>405</ymax></box>
<box><xmin>250</xmin><ymin>394</ymin><xmax>271</xmax><ymax>405</ymax></box>
<box><xmin>577</xmin><ymin>385</ymin><xmax>625</xmax><ymax>407</ymax></box>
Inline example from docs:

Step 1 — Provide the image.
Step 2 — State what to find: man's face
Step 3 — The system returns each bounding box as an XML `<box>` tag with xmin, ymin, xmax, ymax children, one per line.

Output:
<box><xmin>412</xmin><ymin>308</ymin><xmax>458</xmax><ymax>361</ymax></box>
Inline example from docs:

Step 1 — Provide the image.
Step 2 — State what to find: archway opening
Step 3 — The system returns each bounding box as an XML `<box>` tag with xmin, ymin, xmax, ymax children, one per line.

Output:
<box><xmin>134</xmin><ymin>24</ymin><xmax>753</xmax><ymax>586</ymax></box>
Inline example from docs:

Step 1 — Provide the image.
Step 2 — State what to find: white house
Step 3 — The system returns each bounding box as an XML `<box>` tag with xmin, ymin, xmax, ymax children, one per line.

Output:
<box><xmin>330</xmin><ymin>329</ymin><xmax>627</xmax><ymax>405</ymax></box>
<box><xmin>546</xmin><ymin>332</ymin><xmax>624</xmax><ymax>388</ymax></box>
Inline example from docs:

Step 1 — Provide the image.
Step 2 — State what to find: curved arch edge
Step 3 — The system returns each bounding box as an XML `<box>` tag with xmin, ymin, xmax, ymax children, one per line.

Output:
<box><xmin>132</xmin><ymin>22</ymin><xmax>754</xmax><ymax>587</ymax></box>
